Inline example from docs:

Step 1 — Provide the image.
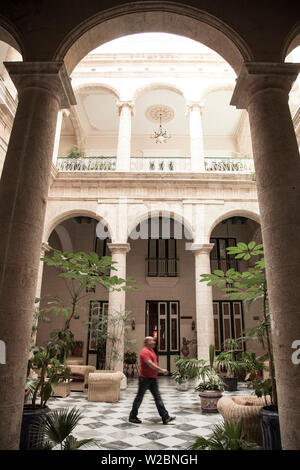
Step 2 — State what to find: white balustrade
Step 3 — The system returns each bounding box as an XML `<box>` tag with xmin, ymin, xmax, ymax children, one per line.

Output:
<box><xmin>205</xmin><ymin>157</ymin><xmax>254</xmax><ymax>173</ymax></box>
<box><xmin>56</xmin><ymin>157</ymin><xmax>116</xmax><ymax>171</ymax></box>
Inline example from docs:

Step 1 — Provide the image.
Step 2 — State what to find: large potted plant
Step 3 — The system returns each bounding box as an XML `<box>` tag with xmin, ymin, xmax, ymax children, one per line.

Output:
<box><xmin>20</xmin><ymin>328</ymin><xmax>74</xmax><ymax>450</ymax></box>
<box><xmin>172</xmin><ymin>357</ymin><xmax>205</xmax><ymax>391</ymax></box>
<box><xmin>195</xmin><ymin>344</ymin><xmax>224</xmax><ymax>412</ymax></box>
<box><xmin>200</xmin><ymin>241</ymin><xmax>281</xmax><ymax>449</ymax></box>
<box><xmin>216</xmin><ymin>338</ymin><xmax>246</xmax><ymax>392</ymax></box>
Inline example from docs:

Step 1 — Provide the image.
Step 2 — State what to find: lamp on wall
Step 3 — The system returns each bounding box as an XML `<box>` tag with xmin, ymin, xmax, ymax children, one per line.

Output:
<box><xmin>131</xmin><ymin>319</ymin><xmax>136</xmax><ymax>331</ymax></box>
<box><xmin>191</xmin><ymin>320</ymin><xmax>196</xmax><ymax>331</ymax></box>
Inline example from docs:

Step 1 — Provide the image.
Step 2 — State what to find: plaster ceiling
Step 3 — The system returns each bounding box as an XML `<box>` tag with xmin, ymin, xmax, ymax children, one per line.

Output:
<box><xmin>202</xmin><ymin>90</ymin><xmax>242</xmax><ymax>135</ymax></box>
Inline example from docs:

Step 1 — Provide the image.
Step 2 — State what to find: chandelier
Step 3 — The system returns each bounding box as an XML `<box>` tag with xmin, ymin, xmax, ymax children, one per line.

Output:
<box><xmin>151</xmin><ymin>112</ymin><xmax>171</xmax><ymax>144</ymax></box>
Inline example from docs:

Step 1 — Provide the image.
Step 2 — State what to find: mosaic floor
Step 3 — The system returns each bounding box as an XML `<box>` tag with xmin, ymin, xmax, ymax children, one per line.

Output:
<box><xmin>47</xmin><ymin>377</ymin><xmax>253</xmax><ymax>450</ymax></box>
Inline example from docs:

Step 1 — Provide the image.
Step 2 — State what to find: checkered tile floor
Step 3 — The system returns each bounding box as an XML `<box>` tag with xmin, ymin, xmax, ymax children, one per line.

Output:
<box><xmin>47</xmin><ymin>377</ymin><xmax>253</xmax><ymax>450</ymax></box>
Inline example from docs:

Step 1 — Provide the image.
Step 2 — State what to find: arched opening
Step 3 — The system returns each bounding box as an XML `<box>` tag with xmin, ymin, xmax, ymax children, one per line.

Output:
<box><xmin>209</xmin><ymin>215</ymin><xmax>263</xmax><ymax>356</ymax></box>
<box><xmin>126</xmin><ymin>212</ymin><xmax>196</xmax><ymax>371</ymax></box>
<box><xmin>38</xmin><ymin>215</ymin><xmax>112</xmax><ymax>369</ymax></box>
<box><xmin>56</xmin><ymin>4</ymin><xmax>252</xmax><ymax>75</ymax></box>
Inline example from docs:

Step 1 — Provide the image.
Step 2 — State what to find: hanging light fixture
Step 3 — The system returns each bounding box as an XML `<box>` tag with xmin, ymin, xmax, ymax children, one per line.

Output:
<box><xmin>151</xmin><ymin>112</ymin><xmax>171</xmax><ymax>144</ymax></box>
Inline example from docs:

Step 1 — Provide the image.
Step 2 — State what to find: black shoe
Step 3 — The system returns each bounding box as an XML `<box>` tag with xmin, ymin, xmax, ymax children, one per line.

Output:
<box><xmin>129</xmin><ymin>417</ymin><xmax>142</xmax><ymax>424</ymax></box>
<box><xmin>163</xmin><ymin>416</ymin><xmax>176</xmax><ymax>425</ymax></box>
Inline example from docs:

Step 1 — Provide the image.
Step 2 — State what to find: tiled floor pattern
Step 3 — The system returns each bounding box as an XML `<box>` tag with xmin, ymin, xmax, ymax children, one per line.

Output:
<box><xmin>47</xmin><ymin>377</ymin><xmax>253</xmax><ymax>450</ymax></box>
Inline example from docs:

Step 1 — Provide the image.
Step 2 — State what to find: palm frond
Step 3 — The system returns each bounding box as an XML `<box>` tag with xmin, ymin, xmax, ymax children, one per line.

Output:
<box><xmin>63</xmin><ymin>435</ymin><xmax>101</xmax><ymax>450</ymax></box>
<box><xmin>39</xmin><ymin>407</ymin><xmax>82</xmax><ymax>446</ymax></box>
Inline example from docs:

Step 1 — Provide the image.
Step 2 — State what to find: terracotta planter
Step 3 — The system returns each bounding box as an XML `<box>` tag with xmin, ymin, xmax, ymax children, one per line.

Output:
<box><xmin>198</xmin><ymin>390</ymin><xmax>223</xmax><ymax>413</ymax></box>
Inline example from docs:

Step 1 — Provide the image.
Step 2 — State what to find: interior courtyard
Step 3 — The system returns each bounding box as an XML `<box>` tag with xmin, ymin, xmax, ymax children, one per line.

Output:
<box><xmin>0</xmin><ymin>0</ymin><xmax>299</xmax><ymax>452</ymax></box>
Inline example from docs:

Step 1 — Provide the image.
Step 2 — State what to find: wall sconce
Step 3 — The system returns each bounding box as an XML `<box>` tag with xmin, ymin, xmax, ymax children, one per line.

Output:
<box><xmin>191</xmin><ymin>320</ymin><xmax>195</xmax><ymax>331</ymax></box>
<box><xmin>131</xmin><ymin>319</ymin><xmax>136</xmax><ymax>331</ymax></box>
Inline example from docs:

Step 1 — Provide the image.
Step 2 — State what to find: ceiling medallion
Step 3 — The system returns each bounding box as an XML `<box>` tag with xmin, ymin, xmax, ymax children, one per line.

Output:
<box><xmin>147</xmin><ymin>105</ymin><xmax>174</xmax><ymax>144</ymax></box>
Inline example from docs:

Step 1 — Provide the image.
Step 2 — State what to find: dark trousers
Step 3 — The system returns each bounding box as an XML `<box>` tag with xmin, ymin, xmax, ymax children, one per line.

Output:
<box><xmin>129</xmin><ymin>376</ymin><xmax>169</xmax><ymax>421</ymax></box>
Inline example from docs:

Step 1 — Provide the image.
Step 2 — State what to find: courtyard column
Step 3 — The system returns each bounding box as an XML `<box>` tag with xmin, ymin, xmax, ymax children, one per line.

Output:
<box><xmin>231</xmin><ymin>62</ymin><xmax>300</xmax><ymax>450</ymax></box>
<box><xmin>186</xmin><ymin>102</ymin><xmax>205</xmax><ymax>171</ymax></box>
<box><xmin>116</xmin><ymin>101</ymin><xmax>134</xmax><ymax>171</ymax></box>
<box><xmin>106</xmin><ymin>243</ymin><xmax>130</xmax><ymax>373</ymax></box>
<box><xmin>190</xmin><ymin>243</ymin><xmax>215</xmax><ymax>361</ymax></box>
<box><xmin>31</xmin><ymin>242</ymin><xmax>50</xmax><ymax>348</ymax></box>
<box><xmin>0</xmin><ymin>61</ymin><xmax>75</xmax><ymax>450</ymax></box>
<box><xmin>52</xmin><ymin>109</ymin><xmax>65</xmax><ymax>166</ymax></box>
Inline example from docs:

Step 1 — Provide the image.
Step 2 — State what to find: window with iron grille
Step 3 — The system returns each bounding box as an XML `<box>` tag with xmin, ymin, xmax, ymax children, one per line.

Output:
<box><xmin>210</xmin><ymin>237</ymin><xmax>239</xmax><ymax>272</ymax></box>
<box><xmin>147</xmin><ymin>238</ymin><xmax>178</xmax><ymax>277</ymax></box>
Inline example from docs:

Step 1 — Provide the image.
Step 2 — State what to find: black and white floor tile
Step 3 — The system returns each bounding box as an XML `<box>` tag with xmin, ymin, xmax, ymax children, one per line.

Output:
<box><xmin>47</xmin><ymin>377</ymin><xmax>253</xmax><ymax>450</ymax></box>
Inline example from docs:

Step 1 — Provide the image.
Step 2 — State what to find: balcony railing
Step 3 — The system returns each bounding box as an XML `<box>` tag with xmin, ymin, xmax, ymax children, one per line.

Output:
<box><xmin>205</xmin><ymin>157</ymin><xmax>254</xmax><ymax>173</ymax></box>
<box><xmin>147</xmin><ymin>258</ymin><xmax>179</xmax><ymax>277</ymax></box>
<box><xmin>131</xmin><ymin>157</ymin><xmax>191</xmax><ymax>172</ymax></box>
<box><xmin>56</xmin><ymin>156</ymin><xmax>254</xmax><ymax>174</ymax></box>
<box><xmin>56</xmin><ymin>156</ymin><xmax>116</xmax><ymax>171</ymax></box>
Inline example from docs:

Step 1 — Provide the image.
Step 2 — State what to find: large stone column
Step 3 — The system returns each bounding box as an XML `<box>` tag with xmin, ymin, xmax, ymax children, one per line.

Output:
<box><xmin>0</xmin><ymin>61</ymin><xmax>75</xmax><ymax>450</ymax></box>
<box><xmin>106</xmin><ymin>243</ymin><xmax>130</xmax><ymax>373</ymax></box>
<box><xmin>116</xmin><ymin>101</ymin><xmax>134</xmax><ymax>171</ymax></box>
<box><xmin>231</xmin><ymin>62</ymin><xmax>300</xmax><ymax>450</ymax></box>
<box><xmin>186</xmin><ymin>102</ymin><xmax>205</xmax><ymax>171</ymax></box>
<box><xmin>191</xmin><ymin>243</ymin><xmax>215</xmax><ymax>361</ymax></box>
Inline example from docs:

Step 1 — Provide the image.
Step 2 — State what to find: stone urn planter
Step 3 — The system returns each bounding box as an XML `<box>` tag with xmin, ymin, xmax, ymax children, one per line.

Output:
<box><xmin>217</xmin><ymin>395</ymin><xmax>271</xmax><ymax>446</ymax></box>
<box><xmin>198</xmin><ymin>390</ymin><xmax>223</xmax><ymax>413</ymax></box>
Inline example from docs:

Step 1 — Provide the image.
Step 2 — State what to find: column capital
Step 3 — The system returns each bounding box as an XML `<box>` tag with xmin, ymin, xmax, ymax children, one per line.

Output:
<box><xmin>189</xmin><ymin>243</ymin><xmax>214</xmax><ymax>255</ymax></box>
<box><xmin>185</xmin><ymin>101</ymin><xmax>204</xmax><ymax>116</ymax></box>
<box><xmin>4</xmin><ymin>61</ymin><xmax>76</xmax><ymax>109</ymax></box>
<box><xmin>231</xmin><ymin>62</ymin><xmax>300</xmax><ymax>109</ymax></box>
<box><xmin>116</xmin><ymin>100</ymin><xmax>134</xmax><ymax>116</ymax></box>
<box><xmin>107</xmin><ymin>242</ymin><xmax>131</xmax><ymax>254</ymax></box>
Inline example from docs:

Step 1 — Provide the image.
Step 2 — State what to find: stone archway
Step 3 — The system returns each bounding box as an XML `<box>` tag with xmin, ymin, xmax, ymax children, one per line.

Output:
<box><xmin>54</xmin><ymin>3</ymin><xmax>253</xmax><ymax>74</ymax></box>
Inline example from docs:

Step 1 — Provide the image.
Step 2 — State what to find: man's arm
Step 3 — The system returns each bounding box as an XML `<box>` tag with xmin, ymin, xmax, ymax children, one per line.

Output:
<box><xmin>145</xmin><ymin>359</ymin><xmax>168</xmax><ymax>375</ymax></box>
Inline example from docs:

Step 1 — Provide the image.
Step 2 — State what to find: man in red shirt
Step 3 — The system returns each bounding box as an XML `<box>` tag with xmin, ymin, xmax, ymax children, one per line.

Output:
<box><xmin>129</xmin><ymin>336</ymin><xmax>175</xmax><ymax>425</ymax></box>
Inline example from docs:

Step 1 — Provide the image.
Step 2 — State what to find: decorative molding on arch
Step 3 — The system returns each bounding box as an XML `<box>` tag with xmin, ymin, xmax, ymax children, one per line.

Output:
<box><xmin>73</xmin><ymin>82</ymin><xmax>121</xmax><ymax>100</ymax></box>
<box><xmin>133</xmin><ymin>81</ymin><xmax>186</xmax><ymax>102</ymax></box>
<box><xmin>44</xmin><ymin>209</ymin><xmax>114</xmax><ymax>242</ymax></box>
<box><xmin>54</xmin><ymin>2</ymin><xmax>254</xmax><ymax>74</ymax></box>
<box><xmin>207</xmin><ymin>208</ymin><xmax>260</xmax><ymax>240</ymax></box>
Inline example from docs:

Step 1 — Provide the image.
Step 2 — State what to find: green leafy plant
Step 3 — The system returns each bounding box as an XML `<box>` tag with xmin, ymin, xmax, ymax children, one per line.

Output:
<box><xmin>89</xmin><ymin>309</ymin><xmax>136</xmax><ymax>370</ymax></box>
<box><xmin>188</xmin><ymin>420</ymin><xmax>261</xmax><ymax>450</ymax></box>
<box><xmin>172</xmin><ymin>357</ymin><xmax>205</xmax><ymax>385</ymax></box>
<box><xmin>124</xmin><ymin>351</ymin><xmax>137</xmax><ymax>365</ymax></box>
<box><xmin>200</xmin><ymin>241</ymin><xmax>277</xmax><ymax>408</ymax></box>
<box><xmin>216</xmin><ymin>338</ymin><xmax>246</xmax><ymax>378</ymax></box>
<box><xmin>28</xmin><ymin>329</ymin><xmax>74</xmax><ymax>408</ymax></box>
<box><xmin>35</xmin><ymin>408</ymin><xmax>101</xmax><ymax>450</ymax></box>
<box><xmin>41</xmin><ymin>248</ymin><xmax>137</xmax><ymax>330</ymax></box>
<box><xmin>67</xmin><ymin>146</ymin><xmax>85</xmax><ymax>158</ymax></box>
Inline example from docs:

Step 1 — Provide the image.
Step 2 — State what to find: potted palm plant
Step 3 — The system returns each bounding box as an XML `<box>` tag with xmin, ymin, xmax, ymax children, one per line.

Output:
<box><xmin>20</xmin><ymin>328</ymin><xmax>74</xmax><ymax>450</ymax></box>
<box><xmin>216</xmin><ymin>338</ymin><xmax>246</xmax><ymax>392</ymax></box>
<box><xmin>195</xmin><ymin>344</ymin><xmax>224</xmax><ymax>412</ymax></box>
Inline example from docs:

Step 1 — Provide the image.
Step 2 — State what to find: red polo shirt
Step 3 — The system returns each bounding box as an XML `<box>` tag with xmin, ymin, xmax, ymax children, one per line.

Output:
<box><xmin>139</xmin><ymin>347</ymin><xmax>158</xmax><ymax>378</ymax></box>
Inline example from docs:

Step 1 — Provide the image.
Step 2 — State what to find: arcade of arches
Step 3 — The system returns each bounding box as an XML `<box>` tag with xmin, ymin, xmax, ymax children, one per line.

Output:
<box><xmin>0</xmin><ymin>1</ymin><xmax>299</xmax><ymax>450</ymax></box>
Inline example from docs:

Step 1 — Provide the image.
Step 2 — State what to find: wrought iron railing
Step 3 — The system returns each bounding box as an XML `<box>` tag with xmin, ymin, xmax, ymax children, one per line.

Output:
<box><xmin>146</xmin><ymin>258</ymin><xmax>179</xmax><ymax>277</ymax></box>
<box><xmin>131</xmin><ymin>157</ymin><xmax>191</xmax><ymax>172</ymax></box>
<box><xmin>56</xmin><ymin>157</ymin><xmax>116</xmax><ymax>171</ymax></box>
<box><xmin>205</xmin><ymin>157</ymin><xmax>254</xmax><ymax>173</ymax></box>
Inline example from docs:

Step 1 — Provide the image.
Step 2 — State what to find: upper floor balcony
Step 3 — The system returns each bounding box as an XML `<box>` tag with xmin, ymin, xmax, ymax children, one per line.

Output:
<box><xmin>55</xmin><ymin>155</ymin><xmax>255</xmax><ymax>174</ymax></box>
